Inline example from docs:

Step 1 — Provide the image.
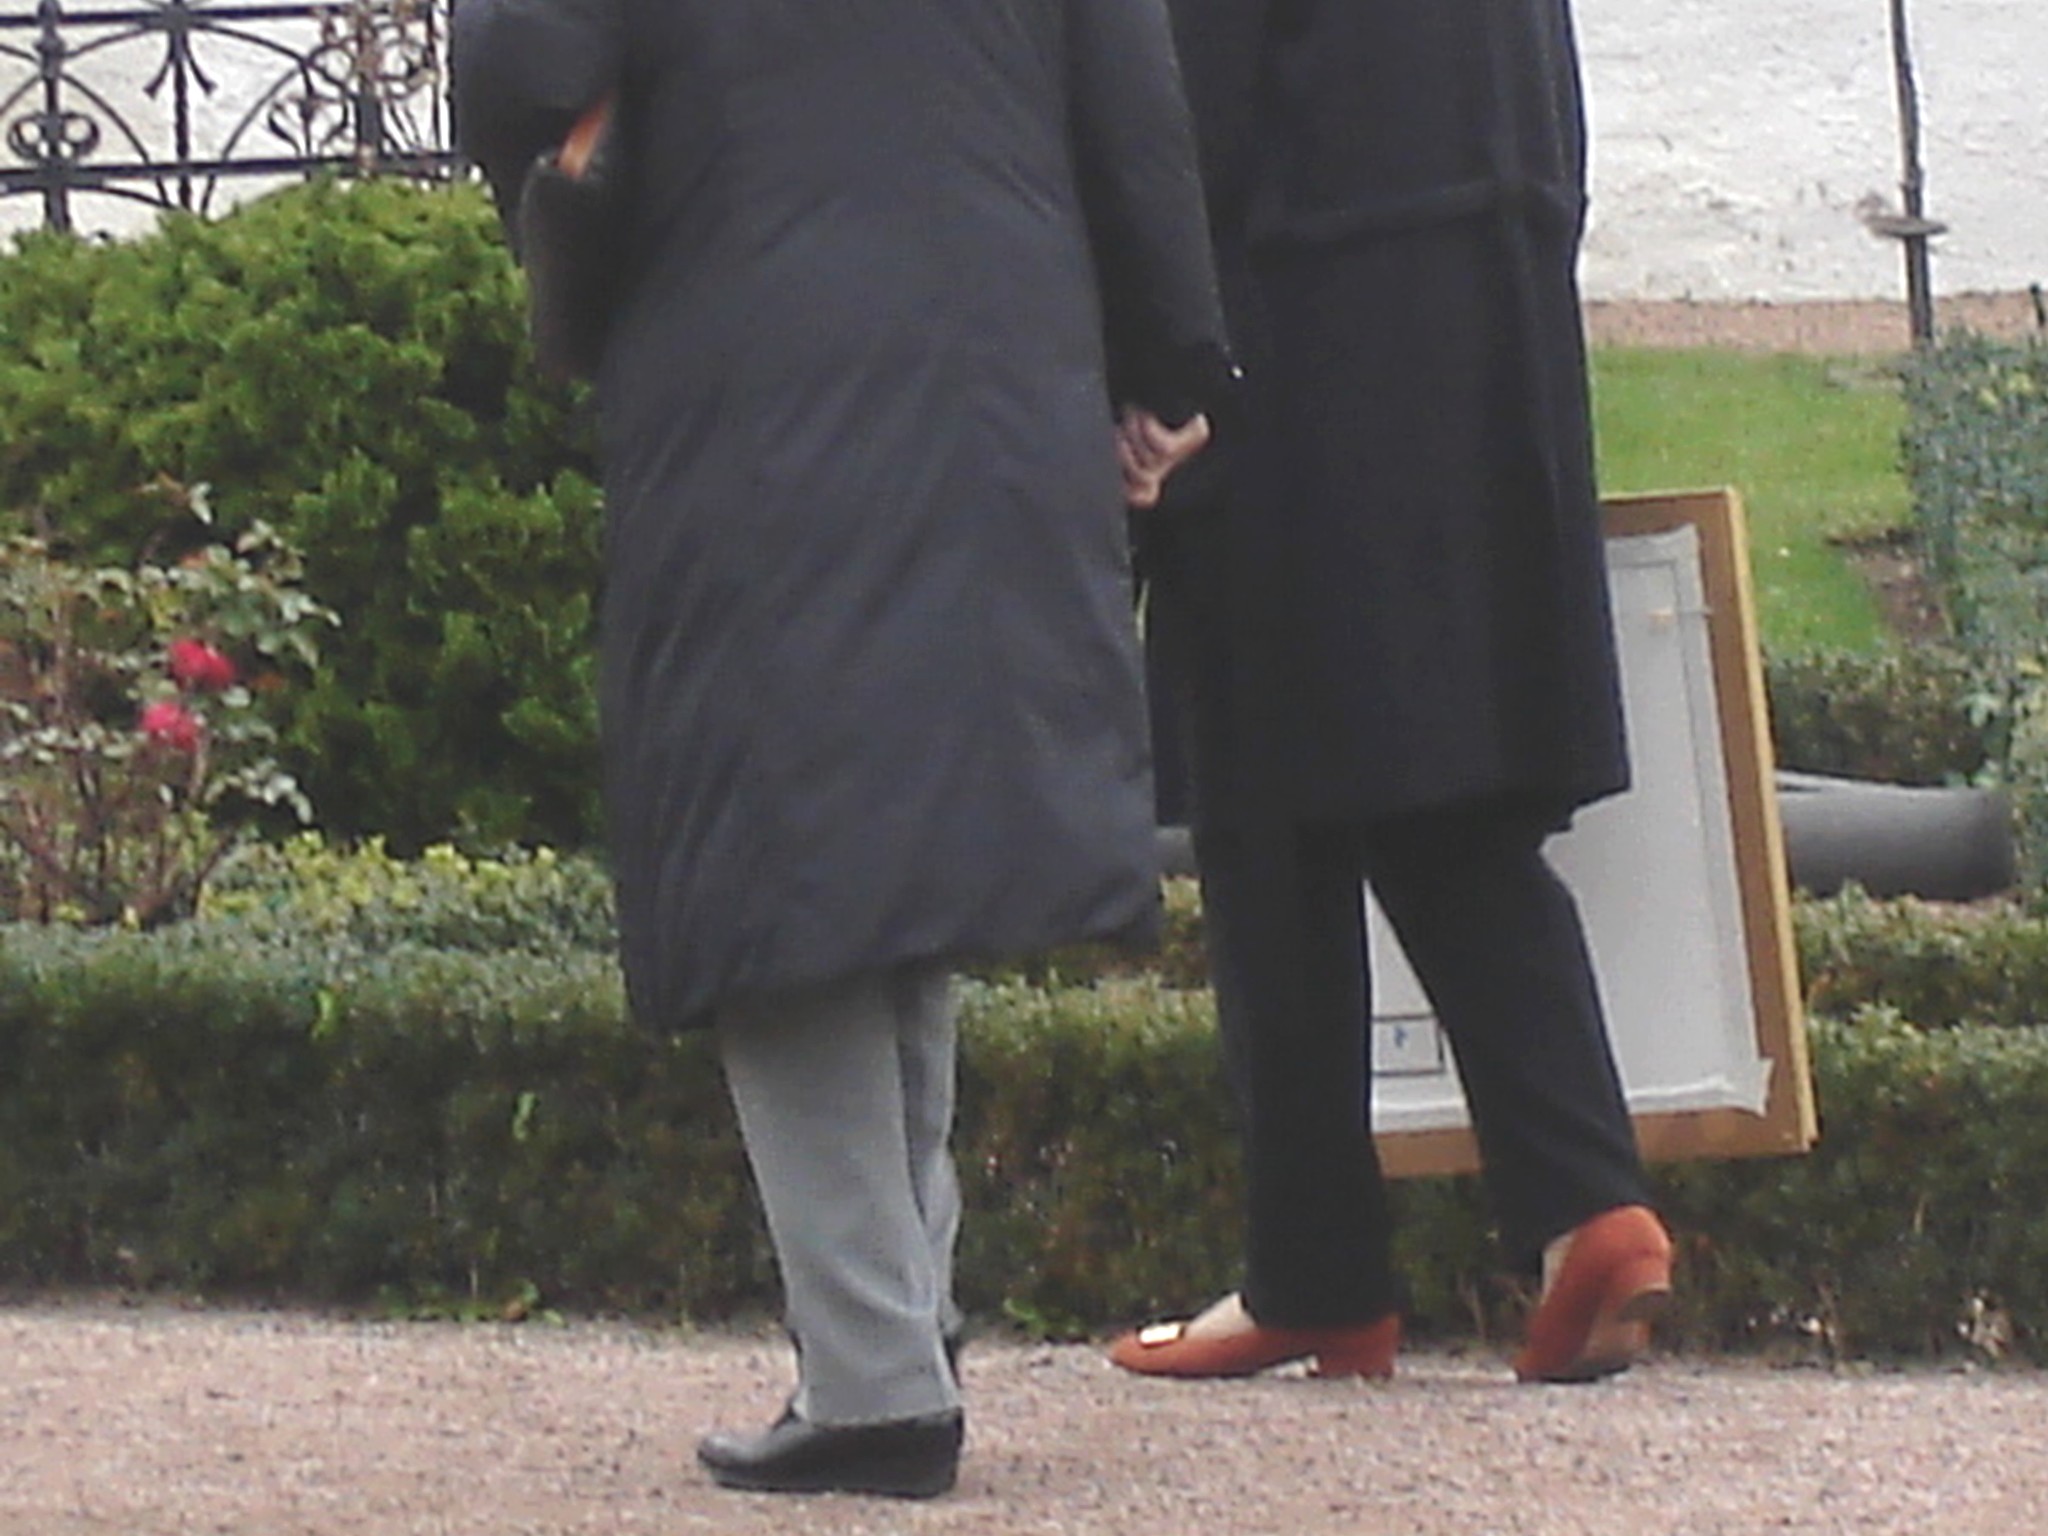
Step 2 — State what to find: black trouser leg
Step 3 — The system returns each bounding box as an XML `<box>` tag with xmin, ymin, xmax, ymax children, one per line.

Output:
<box><xmin>1200</xmin><ymin>813</ymin><xmax>1402</xmax><ymax>1327</ymax></box>
<box><xmin>1358</xmin><ymin>808</ymin><xmax>1652</xmax><ymax>1269</ymax></box>
<box><xmin>1148</xmin><ymin>524</ymin><xmax>1398</xmax><ymax>1329</ymax></box>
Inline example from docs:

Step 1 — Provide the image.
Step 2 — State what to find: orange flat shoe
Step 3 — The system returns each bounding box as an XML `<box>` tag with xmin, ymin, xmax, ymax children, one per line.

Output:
<box><xmin>1514</xmin><ymin>1204</ymin><xmax>1673</xmax><ymax>1384</ymax></box>
<box><xmin>1106</xmin><ymin>1293</ymin><xmax>1399</xmax><ymax>1380</ymax></box>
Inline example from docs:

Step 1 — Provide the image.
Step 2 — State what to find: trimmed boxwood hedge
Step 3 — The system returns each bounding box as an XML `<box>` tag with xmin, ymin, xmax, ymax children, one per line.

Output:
<box><xmin>1904</xmin><ymin>334</ymin><xmax>2048</xmax><ymax>669</ymax></box>
<box><xmin>7</xmin><ymin>882</ymin><xmax>2048</xmax><ymax>1362</ymax></box>
<box><xmin>1899</xmin><ymin>333</ymin><xmax>2048</xmax><ymax>889</ymax></box>
<box><xmin>1797</xmin><ymin>884</ymin><xmax>2048</xmax><ymax>1030</ymax></box>
<box><xmin>1766</xmin><ymin>644</ymin><xmax>1993</xmax><ymax>788</ymax></box>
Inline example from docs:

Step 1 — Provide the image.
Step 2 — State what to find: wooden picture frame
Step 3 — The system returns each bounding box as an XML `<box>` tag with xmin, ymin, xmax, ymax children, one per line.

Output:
<box><xmin>1372</xmin><ymin>488</ymin><xmax>1817</xmax><ymax>1178</ymax></box>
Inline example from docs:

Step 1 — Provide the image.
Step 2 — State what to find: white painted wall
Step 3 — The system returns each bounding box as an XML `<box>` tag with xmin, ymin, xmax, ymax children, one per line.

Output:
<box><xmin>5</xmin><ymin>0</ymin><xmax>2046</xmax><ymax>300</ymax></box>
<box><xmin>1576</xmin><ymin>0</ymin><xmax>2048</xmax><ymax>300</ymax></box>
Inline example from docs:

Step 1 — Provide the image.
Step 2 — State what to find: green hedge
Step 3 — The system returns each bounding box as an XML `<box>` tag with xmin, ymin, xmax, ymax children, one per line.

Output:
<box><xmin>0</xmin><ymin>180</ymin><xmax>602</xmax><ymax>852</ymax></box>
<box><xmin>1797</xmin><ymin>885</ymin><xmax>2048</xmax><ymax>1030</ymax></box>
<box><xmin>199</xmin><ymin>834</ymin><xmax>1216</xmax><ymax>985</ymax></box>
<box><xmin>1904</xmin><ymin>334</ymin><xmax>2048</xmax><ymax>668</ymax></box>
<box><xmin>1657</xmin><ymin>1008</ymin><xmax>2048</xmax><ymax>1362</ymax></box>
<box><xmin>6</xmin><ymin>902</ymin><xmax>2048</xmax><ymax>1363</ymax></box>
<box><xmin>201</xmin><ymin>836</ymin><xmax>621</xmax><ymax>956</ymax></box>
<box><xmin>1766</xmin><ymin>644</ymin><xmax>1993</xmax><ymax>787</ymax></box>
<box><xmin>0</xmin><ymin>923</ymin><xmax>762</xmax><ymax>1313</ymax></box>
<box><xmin>1900</xmin><ymin>333</ymin><xmax>2048</xmax><ymax>886</ymax></box>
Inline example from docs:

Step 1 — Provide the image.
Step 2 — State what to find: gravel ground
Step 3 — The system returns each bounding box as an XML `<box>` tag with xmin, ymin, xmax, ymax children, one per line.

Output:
<box><xmin>5</xmin><ymin>1299</ymin><xmax>2047</xmax><ymax>1536</ymax></box>
<box><xmin>1584</xmin><ymin>289</ymin><xmax>2044</xmax><ymax>354</ymax></box>
<box><xmin>11</xmin><ymin>295</ymin><xmax>2048</xmax><ymax>1536</ymax></box>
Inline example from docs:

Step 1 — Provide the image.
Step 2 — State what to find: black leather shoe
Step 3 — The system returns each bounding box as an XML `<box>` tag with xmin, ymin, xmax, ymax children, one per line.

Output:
<box><xmin>696</xmin><ymin>1407</ymin><xmax>964</xmax><ymax>1498</ymax></box>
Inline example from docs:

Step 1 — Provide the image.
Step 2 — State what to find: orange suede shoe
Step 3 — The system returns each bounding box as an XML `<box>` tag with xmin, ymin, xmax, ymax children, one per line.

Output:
<box><xmin>1106</xmin><ymin>1293</ymin><xmax>1400</xmax><ymax>1380</ymax></box>
<box><xmin>1514</xmin><ymin>1204</ymin><xmax>1673</xmax><ymax>1383</ymax></box>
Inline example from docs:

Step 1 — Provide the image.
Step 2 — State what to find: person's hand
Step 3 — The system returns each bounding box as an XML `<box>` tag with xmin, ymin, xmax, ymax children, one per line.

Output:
<box><xmin>1117</xmin><ymin>407</ymin><xmax>1211</xmax><ymax>509</ymax></box>
<box><xmin>557</xmin><ymin>96</ymin><xmax>614</xmax><ymax>179</ymax></box>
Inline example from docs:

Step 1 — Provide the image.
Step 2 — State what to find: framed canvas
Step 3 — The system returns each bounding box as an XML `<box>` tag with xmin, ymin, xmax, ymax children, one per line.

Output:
<box><xmin>1372</xmin><ymin>488</ymin><xmax>1817</xmax><ymax>1178</ymax></box>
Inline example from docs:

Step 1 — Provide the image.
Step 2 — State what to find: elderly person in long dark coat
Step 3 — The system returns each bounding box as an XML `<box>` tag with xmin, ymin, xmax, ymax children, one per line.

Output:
<box><xmin>1108</xmin><ymin>0</ymin><xmax>1673</xmax><ymax>1385</ymax></box>
<box><xmin>454</xmin><ymin>0</ymin><xmax>1228</xmax><ymax>1498</ymax></box>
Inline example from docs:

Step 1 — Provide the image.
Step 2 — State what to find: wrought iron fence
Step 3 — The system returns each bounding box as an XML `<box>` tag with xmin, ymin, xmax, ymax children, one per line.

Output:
<box><xmin>1</xmin><ymin>0</ymin><xmax>456</xmax><ymax>235</ymax></box>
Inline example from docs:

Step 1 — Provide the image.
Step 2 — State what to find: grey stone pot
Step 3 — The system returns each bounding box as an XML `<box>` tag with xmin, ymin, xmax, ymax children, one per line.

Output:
<box><xmin>1775</xmin><ymin>770</ymin><xmax>2015</xmax><ymax>901</ymax></box>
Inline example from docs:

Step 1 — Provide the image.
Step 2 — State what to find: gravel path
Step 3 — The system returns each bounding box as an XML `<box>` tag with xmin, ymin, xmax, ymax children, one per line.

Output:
<box><xmin>1584</xmin><ymin>290</ymin><xmax>2043</xmax><ymax>354</ymax></box>
<box><xmin>5</xmin><ymin>1299</ymin><xmax>2046</xmax><ymax>1535</ymax></box>
<box><xmin>11</xmin><ymin>295</ymin><xmax>2048</xmax><ymax>1536</ymax></box>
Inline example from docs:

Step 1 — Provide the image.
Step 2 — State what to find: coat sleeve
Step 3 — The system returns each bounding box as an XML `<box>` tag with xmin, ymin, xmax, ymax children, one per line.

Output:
<box><xmin>1132</xmin><ymin>0</ymin><xmax>1273</xmax><ymax>524</ymax></box>
<box><xmin>450</xmin><ymin>0</ymin><xmax>626</xmax><ymax>223</ymax></box>
<box><xmin>1063</xmin><ymin>0</ymin><xmax>1236</xmax><ymax>423</ymax></box>
<box><xmin>1162</xmin><ymin>0</ymin><xmax>1274</xmax><ymax>237</ymax></box>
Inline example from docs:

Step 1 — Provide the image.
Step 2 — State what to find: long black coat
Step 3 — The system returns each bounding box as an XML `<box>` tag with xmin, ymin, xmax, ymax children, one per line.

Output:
<box><xmin>1157</xmin><ymin>0</ymin><xmax>1627</xmax><ymax>826</ymax></box>
<box><xmin>454</xmin><ymin>0</ymin><xmax>1227</xmax><ymax>1030</ymax></box>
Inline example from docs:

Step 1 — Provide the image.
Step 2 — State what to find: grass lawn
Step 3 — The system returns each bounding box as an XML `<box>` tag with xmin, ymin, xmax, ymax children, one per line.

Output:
<box><xmin>1589</xmin><ymin>349</ymin><xmax>1912</xmax><ymax>653</ymax></box>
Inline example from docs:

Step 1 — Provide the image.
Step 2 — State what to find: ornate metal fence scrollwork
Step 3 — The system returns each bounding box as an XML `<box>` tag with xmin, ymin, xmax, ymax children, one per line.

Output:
<box><xmin>1</xmin><ymin>0</ymin><xmax>457</xmax><ymax>235</ymax></box>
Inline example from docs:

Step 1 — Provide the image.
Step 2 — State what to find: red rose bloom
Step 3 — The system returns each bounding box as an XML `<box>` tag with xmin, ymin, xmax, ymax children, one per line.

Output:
<box><xmin>140</xmin><ymin>699</ymin><xmax>202</xmax><ymax>753</ymax></box>
<box><xmin>167</xmin><ymin>637</ymin><xmax>237</xmax><ymax>692</ymax></box>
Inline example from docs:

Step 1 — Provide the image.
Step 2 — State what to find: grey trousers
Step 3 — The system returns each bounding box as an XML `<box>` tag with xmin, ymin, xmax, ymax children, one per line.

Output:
<box><xmin>716</xmin><ymin>964</ymin><xmax>964</xmax><ymax>1426</ymax></box>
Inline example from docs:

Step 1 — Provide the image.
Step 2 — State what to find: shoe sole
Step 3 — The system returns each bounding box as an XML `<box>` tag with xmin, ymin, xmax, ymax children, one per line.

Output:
<box><xmin>1533</xmin><ymin>1284</ymin><xmax>1674</xmax><ymax>1384</ymax></box>
<box><xmin>704</xmin><ymin>1460</ymin><xmax>959</xmax><ymax>1499</ymax></box>
<box><xmin>1108</xmin><ymin>1314</ymin><xmax>1399</xmax><ymax>1380</ymax></box>
<box><xmin>1515</xmin><ymin>1207</ymin><xmax>1675</xmax><ymax>1384</ymax></box>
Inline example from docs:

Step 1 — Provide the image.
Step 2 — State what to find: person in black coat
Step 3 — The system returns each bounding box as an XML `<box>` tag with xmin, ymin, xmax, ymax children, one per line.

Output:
<box><xmin>1109</xmin><ymin>0</ymin><xmax>1674</xmax><ymax>1385</ymax></box>
<box><xmin>453</xmin><ymin>0</ymin><xmax>1227</xmax><ymax>1496</ymax></box>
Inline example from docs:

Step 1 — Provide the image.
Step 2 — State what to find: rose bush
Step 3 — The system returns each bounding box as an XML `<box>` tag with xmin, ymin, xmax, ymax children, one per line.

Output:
<box><xmin>0</xmin><ymin>484</ymin><xmax>337</xmax><ymax>926</ymax></box>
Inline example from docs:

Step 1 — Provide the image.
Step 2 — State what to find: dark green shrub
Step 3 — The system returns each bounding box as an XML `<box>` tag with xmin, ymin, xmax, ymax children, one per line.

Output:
<box><xmin>1765</xmin><ymin>644</ymin><xmax>1993</xmax><ymax>786</ymax></box>
<box><xmin>0</xmin><ymin>180</ymin><xmax>602</xmax><ymax>851</ymax></box>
